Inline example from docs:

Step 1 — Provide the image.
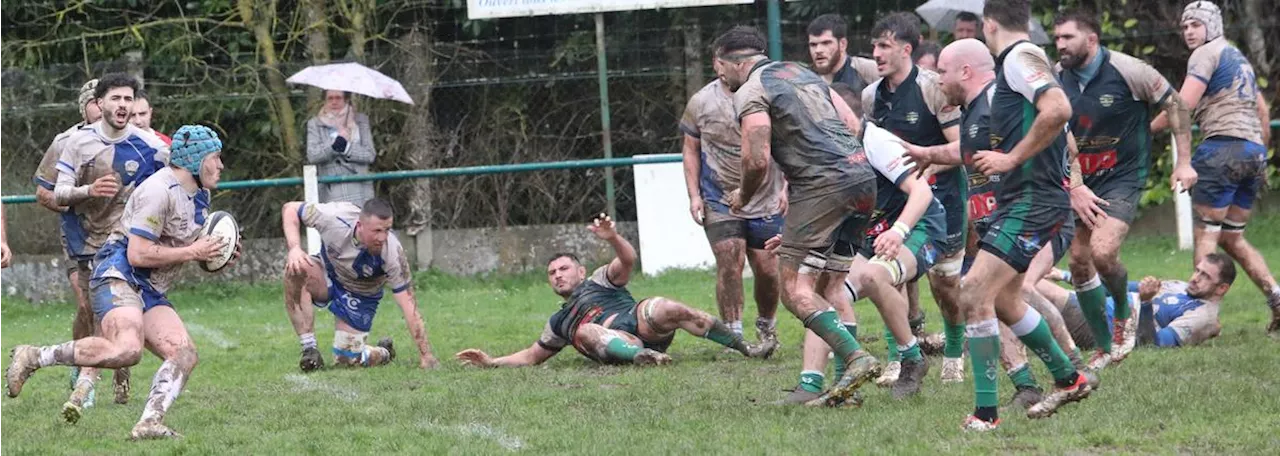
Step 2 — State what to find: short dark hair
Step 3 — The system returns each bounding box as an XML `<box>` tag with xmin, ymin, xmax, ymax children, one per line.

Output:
<box><xmin>956</xmin><ymin>12</ymin><xmax>981</xmax><ymax>25</ymax></box>
<box><xmin>546</xmin><ymin>252</ymin><xmax>581</xmax><ymax>267</ymax></box>
<box><xmin>1204</xmin><ymin>252</ymin><xmax>1237</xmax><ymax>286</ymax></box>
<box><xmin>807</xmin><ymin>14</ymin><xmax>848</xmax><ymax>39</ymax></box>
<box><xmin>871</xmin><ymin>12</ymin><xmax>922</xmax><ymax>52</ymax></box>
<box><xmin>360</xmin><ymin>198</ymin><xmax>395</xmax><ymax>220</ymax></box>
<box><xmin>1053</xmin><ymin>9</ymin><xmax>1100</xmax><ymax>36</ymax></box>
<box><xmin>712</xmin><ymin>25</ymin><xmax>767</xmax><ymax>57</ymax></box>
<box><xmin>830</xmin><ymin>82</ymin><xmax>864</xmax><ymax>118</ymax></box>
<box><xmin>983</xmin><ymin>0</ymin><xmax>1031</xmax><ymax>33</ymax></box>
<box><xmin>94</xmin><ymin>73</ymin><xmax>141</xmax><ymax>100</ymax></box>
<box><xmin>914</xmin><ymin>40</ymin><xmax>942</xmax><ymax>62</ymax></box>
<box><xmin>134</xmin><ymin>88</ymin><xmax>150</xmax><ymax>102</ymax></box>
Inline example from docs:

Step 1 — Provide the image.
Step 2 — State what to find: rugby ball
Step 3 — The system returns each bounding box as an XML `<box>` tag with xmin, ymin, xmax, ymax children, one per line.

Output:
<box><xmin>199</xmin><ymin>211</ymin><xmax>240</xmax><ymax>273</ymax></box>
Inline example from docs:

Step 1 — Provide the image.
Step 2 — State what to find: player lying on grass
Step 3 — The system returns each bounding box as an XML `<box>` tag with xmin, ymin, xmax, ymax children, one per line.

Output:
<box><xmin>455</xmin><ymin>214</ymin><xmax>778</xmax><ymax>367</ymax></box>
<box><xmin>7</xmin><ymin>126</ymin><xmax>235</xmax><ymax>440</ymax></box>
<box><xmin>1039</xmin><ymin>252</ymin><xmax>1232</xmax><ymax>350</ymax></box>
<box><xmin>281</xmin><ymin>198</ymin><xmax>439</xmax><ymax>371</ymax></box>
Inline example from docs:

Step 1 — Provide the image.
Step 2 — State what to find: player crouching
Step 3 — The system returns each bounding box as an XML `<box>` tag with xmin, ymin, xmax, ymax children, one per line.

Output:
<box><xmin>6</xmin><ymin>125</ymin><xmax>238</xmax><ymax>440</ymax></box>
<box><xmin>281</xmin><ymin>198</ymin><xmax>439</xmax><ymax>371</ymax></box>
<box><xmin>455</xmin><ymin>214</ymin><xmax>778</xmax><ymax>368</ymax></box>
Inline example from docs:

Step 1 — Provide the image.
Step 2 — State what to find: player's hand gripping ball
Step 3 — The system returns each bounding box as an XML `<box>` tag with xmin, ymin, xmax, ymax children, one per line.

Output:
<box><xmin>199</xmin><ymin>210</ymin><xmax>241</xmax><ymax>272</ymax></box>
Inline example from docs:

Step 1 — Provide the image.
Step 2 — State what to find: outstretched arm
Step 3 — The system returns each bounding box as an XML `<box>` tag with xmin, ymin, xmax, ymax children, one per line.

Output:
<box><xmin>588</xmin><ymin>214</ymin><xmax>636</xmax><ymax>287</ymax></box>
<box><xmin>456</xmin><ymin>343</ymin><xmax>559</xmax><ymax>368</ymax></box>
<box><xmin>393</xmin><ymin>288</ymin><xmax>439</xmax><ymax>369</ymax></box>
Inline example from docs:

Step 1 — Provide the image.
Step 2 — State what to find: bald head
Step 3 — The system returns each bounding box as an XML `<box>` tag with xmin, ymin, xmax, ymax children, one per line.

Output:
<box><xmin>935</xmin><ymin>39</ymin><xmax>996</xmax><ymax>106</ymax></box>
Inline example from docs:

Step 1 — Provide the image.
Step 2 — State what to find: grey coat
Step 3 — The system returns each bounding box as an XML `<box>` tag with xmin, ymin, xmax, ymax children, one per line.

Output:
<box><xmin>306</xmin><ymin>113</ymin><xmax>376</xmax><ymax>205</ymax></box>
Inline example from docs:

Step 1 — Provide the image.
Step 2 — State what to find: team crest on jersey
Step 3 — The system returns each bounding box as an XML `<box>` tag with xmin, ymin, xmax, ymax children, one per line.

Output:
<box><xmin>361</xmin><ymin>264</ymin><xmax>374</xmax><ymax>277</ymax></box>
<box><xmin>124</xmin><ymin>160</ymin><xmax>140</xmax><ymax>176</ymax></box>
<box><xmin>968</xmin><ymin>123</ymin><xmax>980</xmax><ymax>138</ymax></box>
<box><xmin>906</xmin><ymin>112</ymin><xmax>919</xmax><ymax>124</ymax></box>
<box><xmin>1099</xmin><ymin>94</ymin><xmax>1116</xmax><ymax>107</ymax></box>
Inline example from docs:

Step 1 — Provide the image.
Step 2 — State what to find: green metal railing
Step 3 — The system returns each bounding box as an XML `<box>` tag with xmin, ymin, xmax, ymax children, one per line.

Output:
<box><xmin>1</xmin><ymin>155</ymin><xmax>683</xmax><ymax>205</ymax></box>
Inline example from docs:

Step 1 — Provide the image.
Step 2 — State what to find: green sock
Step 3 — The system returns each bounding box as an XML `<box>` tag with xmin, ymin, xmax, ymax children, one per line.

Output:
<box><xmin>898</xmin><ymin>339</ymin><xmax>923</xmax><ymax>362</ymax></box>
<box><xmin>799</xmin><ymin>370</ymin><xmax>825</xmax><ymax>393</ymax></box>
<box><xmin>1075</xmin><ymin>276</ymin><xmax>1114</xmax><ymax>352</ymax></box>
<box><xmin>1104</xmin><ymin>269</ymin><xmax>1131</xmax><ymax>321</ymax></box>
<box><xmin>604</xmin><ymin>337</ymin><xmax>642</xmax><ymax>361</ymax></box>
<box><xmin>884</xmin><ymin>327</ymin><xmax>900</xmax><ymax>362</ymax></box>
<box><xmin>832</xmin><ymin>323</ymin><xmax>857</xmax><ymax>378</ymax></box>
<box><xmin>704</xmin><ymin>319</ymin><xmax>751</xmax><ymax>354</ymax></box>
<box><xmin>943</xmin><ymin>320</ymin><xmax>966</xmax><ymax>358</ymax></box>
<box><xmin>804</xmin><ymin>310</ymin><xmax>862</xmax><ymax>360</ymax></box>
<box><xmin>1007</xmin><ymin>364</ymin><xmax>1037</xmax><ymax>389</ymax></box>
<box><xmin>967</xmin><ymin>322</ymin><xmax>1001</xmax><ymax>410</ymax></box>
<box><xmin>1016</xmin><ymin>319</ymin><xmax>1077</xmax><ymax>384</ymax></box>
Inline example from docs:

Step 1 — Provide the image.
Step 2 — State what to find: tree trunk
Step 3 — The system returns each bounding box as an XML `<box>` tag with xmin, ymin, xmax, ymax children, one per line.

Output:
<box><xmin>395</xmin><ymin>28</ymin><xmax>436</xmax><ymax>237</ymax></box>
<box><xmin>239</xmin><ymin>0</ymin><xmax>301</xmax><ymax>160</ymax></box>
<box><xmin>338</xmin><ymin>0</ymin><xmax>375</xmax><ymax>61</ymax></box>
<box><xmin>1241</xmin><ymin>0</ymin><xmax>1271</xmax><ymax>76</ymax></box>
<box><xmin>303</xmin><ymin>0</ymin><xmax>331</xmax><ymax>109</ymax></box>
<box><xmin>683</xmin><ymin>14</ymin><xmax>704</xmax><ymax>100</ymax></box>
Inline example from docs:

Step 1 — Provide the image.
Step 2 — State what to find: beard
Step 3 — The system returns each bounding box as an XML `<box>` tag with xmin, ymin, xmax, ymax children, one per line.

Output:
<box><xmin>817</xmin><ymin>51</ymin><xmax>844</xmax><ymax>75</ymax></box>
<box><xmin>1059</xmin><ymin>50</ymin><xmax>1087</xmax><ymax>69</ymax></box>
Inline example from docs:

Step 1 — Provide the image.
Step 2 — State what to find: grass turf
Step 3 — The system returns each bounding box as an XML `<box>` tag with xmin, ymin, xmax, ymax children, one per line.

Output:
<box><xmin>3</xmin><ymin>215</ymin><xmax>1279</xmax><ymax>454</ymax></box>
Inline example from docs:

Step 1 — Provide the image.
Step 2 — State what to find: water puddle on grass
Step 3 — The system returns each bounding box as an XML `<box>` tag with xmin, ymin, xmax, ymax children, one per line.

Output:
<box><xmin>420</xmin><ymin>420</ymin><xmax>525</xmax><ymax>451</ymax></box>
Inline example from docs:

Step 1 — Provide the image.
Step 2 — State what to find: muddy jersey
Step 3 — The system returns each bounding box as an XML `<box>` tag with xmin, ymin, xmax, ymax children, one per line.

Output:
<box><xmin>962</xmin><ymin>82</ymin><xmax>998</xmax><ymax>230</ymax></box>
<box><xmin>299</xmin><ymin>202</ymin><xmax>412</xmax><ymax>299</ymax></box>
<box><xmin>55</xmin><ymin>122</ymin><xmax>169</xmax><ymax>259</ymax></box>
<box><xmin>990</xmin><ymin>41</ymin><xmax>1070</xmax><ymax>209</ymax></box>
<box><xmin>831</xmin><ymin>56</ymin><xmax>880</xmax><ymax>90</ymax></box>
<box><xmin>860</xmin><ymin>121</ymin><xmax>945</xmax><ymax>237</ymax></box>
<box><xmin>92</xmin><ymin>167</ymin><xmax>208</xmax><ymax>295</ymax></box>
<box><xmin>734</xmin><ymin>59</ymin><xmax>877</xmax><ymax>201</ymax></box>
<box><xmin>680</xmin><ymin>79</ymin><xmax>785</xmax><ymax>218</ymax></box>
<box><xmin>33</xmin><ymin>123</ymin><xmax>90</xmax><ymax>258</ymax></box>
<box><xmin>1133</xmin><ymin>280</ymin><xmax>1221</xmax><ymax>346</ymax></box>
<box><xmin>1186</xmin><ymin>38</ymin><xmax>1263</xmax><ymax>144</ymax></box>
<box><xmin>1058</xmin><ymin>47</ymin><xmax>1174</xmax><ymax>190</ymax></box>
<box><xmin>539</xmin><ymin>267</ymin><xmax>638</xmax><ymax>350</ymax></box>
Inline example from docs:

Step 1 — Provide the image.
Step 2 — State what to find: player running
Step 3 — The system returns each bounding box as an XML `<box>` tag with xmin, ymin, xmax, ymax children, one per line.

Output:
<box><xmin>7</xmin><ymin>125</ymin><xmax>234</xmax><ymax>439</ymax></box>
<box><xmin>1151</xmin><ymin>1</ymin><xmax>1279</xmax><ymax>334</ymax></box>
<box><xmin>455</xmin><ymin>214</ymin><xmax>777</xmax><ymax>367</ymax></box>
<box><xmin>1037</xmin><ymin>253</ymin><xmax>1233</xmax><ymax>350</ymax></box>
<box><xmin>681</xmin><ymin>75</ymin><xmax>784</xmax><ymax>346</ymax></box>
<box><xmin>861</xmin><ymin>12</ymin><xmax>967</xmax><ymax>386</ymax></box>
<box><xmin>713</xmin><ymin>26</ymin><xmax>883</xmax><ymax>407</ymax></box>
<box><xmin>783</xmin><ymin>82</ymin><xmax>947</xmax><ymax>404</ymax></box>
<box><xmin>281</xmin><ymin>198</ymin><xmax>439</xmax><ymax>371</ymax></box>
<box><xmin>32</xmin><ymin>78</ymin><xmax>108</xmax><ymax>405</ymax></box>
<box><xmin>962</xmin><ymin>0</ymin><xmax>1095</xmax><ymax>430</ymax></box>
<box><xmin>807</xmin><ymin>14</ymin><xmax>879</xmax><ymax>88</ymax></box>
<box><xmin>51</xmin><ymin>74</ymin><xmax>171</xmax><ymax>411</ymax></box>
<box><xmin>1052</xmin><ymin>10</ymin><xmax>1195</xmax><ymax>368</ymax></box>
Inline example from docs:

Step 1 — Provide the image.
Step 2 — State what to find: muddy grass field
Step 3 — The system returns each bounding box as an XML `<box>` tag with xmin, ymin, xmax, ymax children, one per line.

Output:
<box><xmin>3</xmin><ymin>216</ymin><xmax>1279</xmax><ymax>454</ymax></box>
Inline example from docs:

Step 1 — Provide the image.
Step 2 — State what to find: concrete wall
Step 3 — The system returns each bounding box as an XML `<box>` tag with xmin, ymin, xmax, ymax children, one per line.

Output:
<box><xmin>0</xmin><ymin>222</ymin><xmax>638</xmax><ymax>304</ymax></box>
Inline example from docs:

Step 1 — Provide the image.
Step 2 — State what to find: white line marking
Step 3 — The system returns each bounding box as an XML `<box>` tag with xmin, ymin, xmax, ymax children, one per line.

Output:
<box><xmin>284</xmin><ymin>374</ymin><xmax>358</xmax><ymax>401</ymax></box>
<box><xmin>186</xmin><ymin>323</ymin><xmax>237</xmax><ymax>349</ymax></box>
<box><xmin>420</xmin><ymin>421</ymin><xmax>525</xmax><ymax>451</ymax></box>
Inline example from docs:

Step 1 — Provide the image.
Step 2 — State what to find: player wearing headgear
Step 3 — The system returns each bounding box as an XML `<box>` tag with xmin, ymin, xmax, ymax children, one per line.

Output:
<box><xmin>455</xmin><ymin>214</ymin><xmax>778</xmax><ymax>368</ymax></box>
<box><xmin>1151</xmin><ymin>1</ymin><xmax>1279</xmax><ymax>335</ymax></box>
<box><xmin>7</xmin><ymin>125</ymin><xmax>237</xmax><ymax>440</ymax></box>
<box><xmin>280</xmin><ymin>197</ymin><xmax>440</xmax><ymax>372</ymax></box>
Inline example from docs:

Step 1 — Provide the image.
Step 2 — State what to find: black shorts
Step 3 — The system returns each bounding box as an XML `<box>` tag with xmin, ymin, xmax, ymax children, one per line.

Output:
<box><xmin>1052</xmin><ymin>218</ymin><xmax>1076</xmax><ymax>265</ymax></box>
<box><xmin>933</xmin><ymin>168</ymin><xmax>969</xmax><ymax>256</ymax></box>
<box><xmin>979</xmin><ymin>201</ymin><xmax>1070</xmax><ymax>274</ymax></box>
<box><xmin>703</xmin><ymin>206</ymin><xmax>784</xmax><ymax>250</ymax></box>
<box><xmin>1081</xmin><ymin>182</ymin><xmax>1143</xmax><ymax>225</ymax></box>
<box><xmin>608</xmin><ymin>299</ymin><xmax>675</xmax><ymax>353</ymax></box>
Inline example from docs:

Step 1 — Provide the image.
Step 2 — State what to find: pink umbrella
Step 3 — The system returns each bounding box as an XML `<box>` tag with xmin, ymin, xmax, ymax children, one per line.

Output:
<box><xmin>286</xmin><ymin>62</ymin><xmax>415</xmax><ymax>105</ymax></box>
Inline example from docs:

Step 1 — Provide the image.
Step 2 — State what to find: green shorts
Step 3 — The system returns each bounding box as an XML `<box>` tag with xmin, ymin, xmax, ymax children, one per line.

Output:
<box><xmin>980</xmin><ymin>201</ymin><xmax>1070</xmax><ymax>274</ymax></box>
<box><xmin>859</xmin><ymin>209</ymin><xmax>947</xmax><ymax>283</ymax></box>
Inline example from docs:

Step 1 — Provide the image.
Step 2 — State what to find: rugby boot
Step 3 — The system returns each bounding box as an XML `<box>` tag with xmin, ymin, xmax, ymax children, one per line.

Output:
<box><xmin>299</xmin><ymin>346</ymin><xmax>325</xmax><ymax>373</ymax></box>
<box><xmin>874</xmin><ymin>361</ymin><xmax>901</xmax><ymax>387</ymax></box>
<box><xmin>891</xmin><ymin>356</ymin><xmax>929</xmax><ymax>399</ymax></box>
<box><xmin>940</xmin><ymin>356</ymin><xmax>965</xmax><ymax>384</ymax></box>
<box><xmin>5</xmin><ymin>345</ymin><xmax>41</xmax><ymax>398</ymax></box>
<box><xmin>807</xmin><ymin>351</ymin><xmax>879</xmax><ymax>407</ymax></box>
<box><xmin>633</xmin><ymin>349</ymin><xmax>672</xmax><ymax>366</ymax></box>
<box><xmin>1027</xmin><ymin>371</ymin><xmax>1096</xmax><ymax>419</ymax></box>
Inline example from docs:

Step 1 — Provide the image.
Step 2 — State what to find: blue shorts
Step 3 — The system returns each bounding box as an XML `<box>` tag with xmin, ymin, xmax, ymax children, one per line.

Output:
<box><xmin>1191</xmin><ymin>137</ymin><xmax>1267</xmax><ymax>210</ymax></box>
<box><xmin>319</xmin><ymin>278</ymin><xmax>381</xmax><ymax>333</ymax></box>
<box><xmin>90</xmin><ymin>278</ymin><xmax>172</xmax><ymax>322</ymax></box>
<box><xmin>703</xmin><ymin>201</ymin><xmax>784</xmax><ymax>250</ymax></box>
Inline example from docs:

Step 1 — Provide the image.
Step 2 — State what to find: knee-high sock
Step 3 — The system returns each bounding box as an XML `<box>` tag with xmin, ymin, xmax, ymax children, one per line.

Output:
<box><xmin>966</xmin><ymin>319</ymin><xmax>1001</xmax><ymax>416</ymax></box>
<box><xmin>803</xmin><ymin>309</ymin><xmax>863</xmax><ymax>361</ymax></box>
<box><xmin>1074</xmin><ymin>274</ymin><xmax>1113</xmax><ymax>352</ymax></box>
<box><xmin>703</xmin><ymin>319</ymin><xmax>751</xmax><ymax>355</ymax></box>
<box><xmin>1009</xmin><ymin>307</ymin><xmax>1077</xmax><ymax>385</ymax></box>
<box><xmin>139</xmin><ymin>360</ymin><xmax>187</xmax><ymax>425</ymax></box>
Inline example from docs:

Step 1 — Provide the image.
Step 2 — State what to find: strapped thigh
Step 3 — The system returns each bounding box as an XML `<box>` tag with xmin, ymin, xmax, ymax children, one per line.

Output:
<box><xmin>1223</xmin><ymin>219</ymin><xmax>1246</xmax><ymax>233</ymax></box>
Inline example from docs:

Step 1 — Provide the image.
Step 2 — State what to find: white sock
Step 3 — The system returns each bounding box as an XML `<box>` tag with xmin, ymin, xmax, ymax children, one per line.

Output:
<box><xmin>728</xmin><ymin>321</ymin><xmax>743</xmax><ymax>336</ymax></box>
<box><xmin>1010</xmin><ymin>307</ymin><xmax>1044</xmax><ymax>337</ymax></box>
<box><xmin>39</xmin><ymin>346</ymin><xmax>58</xmax><ymax>367</ymax></box>
<box><xmin>896</xmin><ymin>336</ymin><xmax>918</xmax><ymax>353</ymax></box>
<box><xmin>757</xmin><ymin>317</ymin><xmax>777</xmax><ymax>329</ymax></box>
<box><xmin>299</xmin><ymin>333</ymin><xmax>317</xmax><ymax>350</ymax></box>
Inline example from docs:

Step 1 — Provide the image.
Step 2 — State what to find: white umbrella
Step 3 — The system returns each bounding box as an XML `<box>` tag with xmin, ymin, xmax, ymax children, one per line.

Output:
<box><xmin>916</xmin><ymin>0</ymin><xmax>1051</xmax><ymax>45</ymax></box>
<box><xmin>286</xmin><ymin>62</ymin><xmax>415</xmax><ymax>105</ymax></box>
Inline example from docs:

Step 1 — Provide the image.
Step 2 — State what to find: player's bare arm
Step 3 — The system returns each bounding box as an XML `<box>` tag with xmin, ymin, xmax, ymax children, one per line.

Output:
<box><xmin>392</xmin><ymin>287</ymin><xmax>439</xmax><ymax>369</ymax></box>
<box><xmin>127</xmin><ymin>233</ymin><xmax>224</xmax><ymax>269</ymax></box>
<box><xmin>829</xmin><ymin>88</ymin><xmax>862</xmax><ymax>135</ymax></box>
<box><xmin>924</xmin><ymin>125</ymin><xmax>964</xmax><ymax>176</ymax></box>
<box><xmin>456</xmin><ymin>343</ymin><xmax>558</xmax><ymax>368</ymax></box>
<box><xmin>35</xmin><ymin>187</ymin><xmax>66</xmax><ymax>213</ymax></box>
<box><xmin>279</xmin><ymin>201</ymin><xmax>312</xmax><ymax>276</ymax></box>
<box><xmin>589</xmin><ymin>214</ymin><xmax>635</xmax><ymax>287</ymax></box>
<box><xmin>1067</xmin><ymin>131</ymin><xmax>1109</xmax><ymax>229</ymax></box>
<box><xmin>54</xmin><ymin>170</ymin><xmax>119</xmax><ymax>206</ymax></box>
<box><xmin>1256</xmin><ymin>92</ymin><xmax>1271</xmax><ymax>146</ymax></box>
<box><xmin>900</xmin><ymin>139</ymin><xmax>962</xmax><ymax>175</ymax></box>
<box><xmin>735</xmin><ymin>112</ymin><xmax>772</xmax><ymax>210</ymax></box>
<box><xmin>1159</xmin><ymin>89</ymin><xmax>1198</xmax><ymax>191</ymax></box>
<box><xmin>682</xmin><ymin>134</ymin><xmax>705</xmax><ymax>225</ymax></box>
<box><xmin>975</xmin><ymin>87</ymin><xmax>1072</xmax><ymax>176</ymax></box>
